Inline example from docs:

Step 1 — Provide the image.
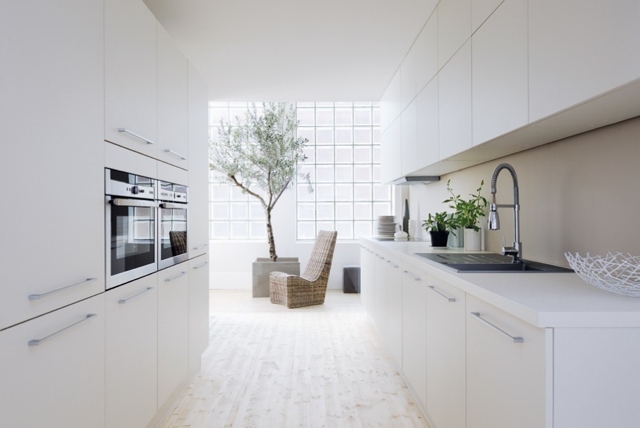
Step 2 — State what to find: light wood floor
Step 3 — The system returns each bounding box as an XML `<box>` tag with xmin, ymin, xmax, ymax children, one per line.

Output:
<box><xmin>158</xmin><ymin>290</ymin><xmax>428</xmax><ymax>428</ymax></box>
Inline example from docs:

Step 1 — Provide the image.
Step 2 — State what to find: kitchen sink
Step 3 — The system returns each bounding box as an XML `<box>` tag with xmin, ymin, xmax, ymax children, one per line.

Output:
<box><xmin>415</xmin><ymin>252</ymin><xmax>573</xmax><ymax>273</ymax></box>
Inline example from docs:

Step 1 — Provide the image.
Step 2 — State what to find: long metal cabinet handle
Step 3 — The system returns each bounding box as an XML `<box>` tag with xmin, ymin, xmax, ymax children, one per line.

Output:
<box><xmin>111</xmin><ymin>198</ymin><xmax>158</xmax><ymax>208</ymax></box>
<box><xmin>428</xmin><ymin>285</ymin><xmax>456</xmax><ymax>302</ymax></box>
<box><xmin>164</xmin><ymin>271</ymin><xmax>187</xmax><ymax>282</ymax></box>
<box><xmin>118</xmin><ymin>287</ymin><xmax>154</xmax><ymax>304</ymax></box>
<box><xmin>402</xmin><ymin>270</ymin><xmax>421</xmax><ymax>281</ymax></box>
<box><xmin>386</xmin><ymin>260</ymin><xmax>399</xmax><ymax>268</ymax></box>
<box><xmin>28</xmin><ymin>278</ymin><xmax>97</xmax><ymax>301</ymax></box>
<box><xmin>470</xmin><ymin>312</ymin><xmax>524</xmax><ymax>343</ymax></box>
<box><xmin>192</xmin><ymin>261</ymin><xmax>208</xmax><ymax>270</ymax></box>
<box><xmin>164</xmin><ymin>148</ymin><xmax>187</xmax><ymax>160</ymax></box>
<box><xmin>118</xmin><ymin>128</ymin><xmax>155</xmax><ymax>145</ymax></box>
<box><xmin>28</xmin><ymin>314</ymin><xmax>97</xmax><ymax>346</ymax></box>
<box><xmin>193</xmin><ymin>243</ymin><xmax>208</xmax><ymax>250</ymax></box>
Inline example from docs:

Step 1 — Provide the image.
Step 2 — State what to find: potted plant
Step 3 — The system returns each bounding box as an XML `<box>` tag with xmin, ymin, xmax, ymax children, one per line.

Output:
<box><xmin>209</xmin><ymin>102</ymin><xmax>312</xmax><ymax>297</ymax></box>
<box><xmin>444</xmin><ymin>180</ymin><xmax>488</xmax><ymax>251</ymax></box>
<box><xmin>422</xmin><ymin>211</ymin><xmax>457</xmax><ymax>247</ymax></box>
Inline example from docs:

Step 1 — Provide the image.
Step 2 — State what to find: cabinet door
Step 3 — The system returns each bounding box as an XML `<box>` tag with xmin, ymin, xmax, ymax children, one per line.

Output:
<box><xmin>0</xmin><ymin>294</ymin><xmax>105</xmax><ymax>428</ymax></box>
<box><xmin>438</xmin><ymin>0</ymin><xmax>471</xmax><ymax>69</ymax></box>
<box><xmin>380</xmin><ymin>118</ymin><xmax>402</xmax><ymax>183</ymax></box>
<box><xmin>472</xmin><ymin>0</ymin><xmax>528</xmax><ymax>145</ymax></box>
<box><xmin>416</xmin><ymin>76</ymin><xmax>439</xmax><ymax>168</ymax></box>
<box><xmin>466</xmin><ymin>295</ymin><xmax>551</xmax><ymax>428</ymax></box>
<box><xmin>415</xmin><ymin>10</ymin><xmax>438</xmax><ymax>93</ymax></box>
<box><xmin>189</xmin><ymin>255</ymin><xmax>210</xmax><ymax>374</ymax></box>
<box><xmin>157</xmin><ymin>263</ymin><xmax>190</xmax><ymax>407</ymax></box>
<box><xmin>401</xmin><ymin>100</ymin><xmax>418</xmax><ymax>175</ymax></box>
<box><xmin>157</xmin><ymin>23</ymin><xmax>189</xmax><ymax>169</ymax></box>
<box><xmin>105</xmin><ymin>0</ymin><xmax>158</xmax><ymax>157</ymax></box>
<box><xmin>472</xmin><ymin>0</ymin><xmax>504</xmax><ymax>32</ymax></box>
<box><xmin>425</xmin><ymin>275</ymin><xmax>466</xmax><ymax>428</ymax></box>
<box><xmin>381</xmin><ymin>254</ymin><xmax>403</xmax><ymax>367</ymax></box>
<box><xmin>188</xmin><ymin>63</ymin><xmax>211</xmax><ymax>259</ymax></box>
<box><xmin>380</xmin><ymin>70</ymin><xmax>402</xmax><ymax>133</ymax></box>
<box><xmin>529</xmin><ymin>0</ymin><xmax>640</xmax><ymax>122</ymax></box>
<box><xmin>401</xmin><ymin>264</ymin><xmax>427</xmax><ymax>409</ymax></box>
<box><xmin>400</xmin><ymin>46</ymin><xmax>417</xmax><ymax>111</ymax></box>
<box><xmin>0</xmin><ymin>0</ymin><xmax>104</xmax><ymax>330</ymax></box>
<box><xmin>359</xmin><ymin>245</ymin><xmax>376</xmax><ymax>317</ymax></box>
<box><xmin>105</xmin><ymin>275</ymin><xmax>158</xmax><ymax>428</ymax></box>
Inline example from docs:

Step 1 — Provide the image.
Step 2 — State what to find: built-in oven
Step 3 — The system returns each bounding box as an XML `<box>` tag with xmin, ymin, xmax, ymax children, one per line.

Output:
<box><xmin>157</xmin><ymin>180</ymin><xmax>188</xmax><ymax>270</ymax></box>
<box><xmin>105</xmin><ymin>169</ymin><xmax>158</xmax><ymax>289</ymax></box>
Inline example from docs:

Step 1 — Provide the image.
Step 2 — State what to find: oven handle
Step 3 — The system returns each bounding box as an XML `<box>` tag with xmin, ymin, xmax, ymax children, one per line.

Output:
<box><xmin>111</xmin><ymin>198</ymin><xmax>159</xmax><ymax>208</ymax></box>
<box><xmin>159</xmin><ymin>202</ymin><xmax>188</xmax><ymax>209</ymax></box>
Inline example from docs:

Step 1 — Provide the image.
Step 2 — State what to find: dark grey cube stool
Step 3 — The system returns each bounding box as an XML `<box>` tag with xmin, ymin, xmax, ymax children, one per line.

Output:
<box><xmin>343</xmin><ymin>265</ymin><xmax>361</xmax><ymax>293</ymax></box>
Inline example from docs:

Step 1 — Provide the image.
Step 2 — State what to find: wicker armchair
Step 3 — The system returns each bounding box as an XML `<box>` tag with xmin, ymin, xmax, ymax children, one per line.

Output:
<box><xmin>269</xmin><ymin>230</ymin><xmax>338</xmax><ymax>308</ymax></box>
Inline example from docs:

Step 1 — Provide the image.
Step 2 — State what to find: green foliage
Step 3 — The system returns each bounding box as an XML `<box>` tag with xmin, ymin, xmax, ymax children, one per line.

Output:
<box><xmin>443</xmin><ymin>179</ymin><xmax>488</xmax><ymax>231</ymax></box>
<box><xmin>422</xmin><ymin>211</ymin><xmax>457</xmax><ymax>234</ymax></box>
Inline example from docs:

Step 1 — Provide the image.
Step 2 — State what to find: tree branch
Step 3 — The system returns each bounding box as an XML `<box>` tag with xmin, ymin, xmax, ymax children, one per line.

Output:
<box><xmin>228</xmin><ymin>174</ymin><xmax>267</xmax><ymax>208</ymax></box>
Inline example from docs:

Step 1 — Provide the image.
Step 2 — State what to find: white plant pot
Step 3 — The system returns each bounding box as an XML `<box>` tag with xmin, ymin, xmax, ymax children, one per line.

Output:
<box><xmin>464</xmin><ymin>228</ymin><xmax>482</xmax><ymax>251</ymax></box>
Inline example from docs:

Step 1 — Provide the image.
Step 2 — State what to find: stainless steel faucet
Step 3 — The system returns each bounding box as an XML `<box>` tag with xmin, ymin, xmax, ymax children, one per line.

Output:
<box><xmin>488</xmin><ymin>163</ymin><xmax>522</xmax><ymax>262</ymax></box>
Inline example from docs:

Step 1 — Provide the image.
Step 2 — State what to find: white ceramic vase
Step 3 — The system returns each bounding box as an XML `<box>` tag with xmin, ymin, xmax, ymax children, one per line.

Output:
<box><xmin>464</xmin><ymin>228</ymin><xmax>482</xmax><ymax>251</ymax></box>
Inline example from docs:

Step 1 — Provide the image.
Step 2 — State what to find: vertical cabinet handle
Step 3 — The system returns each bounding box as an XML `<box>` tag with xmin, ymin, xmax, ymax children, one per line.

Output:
<box><xmin>118</xmin><ymin>128</ymin><xmax>155</xmax><ymax>145</ymax></box>
<box><xmin>164</xmin><ymin>148</ymin><xmax>187</xmax><ymax>160</ymax></box>
<box><xmin>28</xmin><ymin>278</ymin><xmax>97</xmax><ymax>301</ymax></box>
<box><xmin>470</xmin><ymin>312</ymin><xmax>524</xmax><ymax>343</ymax></box>
<box><xmin>402</xmin><ymin>270</ymin><xmax>421</xmax><ymax>281</ymax></box>
<box><xmin>164</xmin><ymin>271</ymin><xmax>187</xmax><ymax>282</ymax></box>
<box><xmin>28</xmin><ymin>314</ymin><xmax>97</xmax><ymax>347</ymax></box>
<box><xmin>428</xmin><ymin>285</ymin><xmax>456</xmax><ymax>302</ymax></box>
<box><xmin>118</xmin><ymin>287</ymin><xmax>154</xmax><ymax>304</ymax></box>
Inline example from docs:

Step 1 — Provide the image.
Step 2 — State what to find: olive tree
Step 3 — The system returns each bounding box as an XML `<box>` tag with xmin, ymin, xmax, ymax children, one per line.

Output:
<box><xmin>209</xmin><ymin>102</ymin><xmax>310</xmax><ymax>261</ymax></box>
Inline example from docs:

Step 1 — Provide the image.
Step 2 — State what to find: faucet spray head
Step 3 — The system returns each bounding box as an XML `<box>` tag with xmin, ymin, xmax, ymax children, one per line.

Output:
<box><xmin>488</xmin><ymin>203</ymin><xmax>500</xmax><ymax>230</ymax></box>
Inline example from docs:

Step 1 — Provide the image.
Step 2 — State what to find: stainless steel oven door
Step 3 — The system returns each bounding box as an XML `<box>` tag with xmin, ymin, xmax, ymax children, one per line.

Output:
<box><xmin>106</xmin><ymin>197</ymin><xmax>158</xmax><ymax>289</ymax></box>
<box><xmin>158</xmin><ymin>201</ymin><xmax>188</xmax><ymax>270</ymax></box>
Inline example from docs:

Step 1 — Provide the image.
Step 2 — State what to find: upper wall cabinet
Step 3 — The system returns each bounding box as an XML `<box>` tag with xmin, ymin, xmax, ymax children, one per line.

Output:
<box><xmin>415</xmin><ymin>9</ymin><xmax>438</xmax><ymax>94</ymax></box>
<box><xmin>105</xmin><ymin>0</ymin><xmax>158</xmax><ymax>158</ymax></box>
<box><xmin>401</xmin><ymin>99</ymin><xmax>418</xmax><ymax>175</ymax></box>
<box><xmin>400</xmin><ymin>46</ymin><xmax>417</xmax><ymax>111</ymax></box>
<box><xmin>529</xmin><ymin>0</ymin><xmax>640</xmax><ymax>122</ymax></box>
<box><xmin>380</xmin><ymin>118</ymin><xmax>403</xmax><ymax>183</ymax></box>
<box><xmin>471</xmin><ymin>0</ymin><xmax>504</xmax><ymax>32</ymax></box>
<box><xmin>416</xmin><ymin>76</ymin><xmax>439</xmax><ymax>166</ymax></box>
<box><xmin>380</xmin><ymin>70</ymin><xmax>402</xmax><ymax>132</ymax></box>
<box><xmin>0</xmin><ymin>0</ymin><xmax>105</xmax><ymax>330</ymax></box>
<box><xmin>438</xmin><ymin>0</ymin><xmax>471</xmax><ymax>69</ymax></box>
<box><xmin>472</xmin><ymin>0</ymin><xmax>528</xmax><ymax>145</ymax></box>
<box><xmin>157</xmin><ymin>24</ymin><xmax>190</xmax><ymax>170</ymax></box>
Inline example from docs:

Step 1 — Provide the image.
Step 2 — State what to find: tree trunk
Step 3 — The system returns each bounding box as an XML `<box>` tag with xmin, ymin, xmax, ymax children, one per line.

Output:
<box><xmin>266</xmin><ymin>208</ymin><xmax>277</xmax><ymax>261</ymax></box>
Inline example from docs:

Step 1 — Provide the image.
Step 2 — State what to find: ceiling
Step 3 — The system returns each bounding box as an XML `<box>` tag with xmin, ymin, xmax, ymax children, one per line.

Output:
<box><xmin>143</xmin><ymin>0</ymin><xmax>433</xmax><ymax>102</ymax></box>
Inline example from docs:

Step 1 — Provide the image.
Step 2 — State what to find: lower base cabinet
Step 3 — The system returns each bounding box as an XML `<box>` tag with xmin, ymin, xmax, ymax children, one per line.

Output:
<box><xmin>105</xmin><ymin>274</ymin><xmax>158</xmax><ymax>428</ymax></box>
<box><xmin>0</xmin><ymin>294</ymin><xmax>105</xmax><ymax>428</ymax></box>
<box><xmin>189</xmin><ymin>255</ymin><xmax>210</xmax><ymax>374</ymax></box>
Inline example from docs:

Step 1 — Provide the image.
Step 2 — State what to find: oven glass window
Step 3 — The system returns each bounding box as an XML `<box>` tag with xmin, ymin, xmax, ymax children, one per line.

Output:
<box><xmin>160</xmin><ymin>206</ymin><xmax>187</xmax><ymax>260</ymax></box>
<box><xmin>110</xmin><ymin>204</ymin><xmax>156</xmax><ymax>276</ymax></box>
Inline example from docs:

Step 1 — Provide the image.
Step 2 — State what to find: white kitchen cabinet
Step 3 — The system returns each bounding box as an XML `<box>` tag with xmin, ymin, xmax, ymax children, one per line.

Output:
<box><xmin>157</xmin><ymin>23</ymin><xmax>190</xmax><ymax>169</ymax></box>
<box><xmin>415</xmin><ymin>10</ymin><xmax>438</xmax><ymax>94</ymax></box>
<box><xmin>438</xmin><ymin>0</ymin><xmax>471</xmax><ymax>69</ymax></box>
<box><xmin>105</xmin><ymin>0</ymin><xmax>158</xmax><ymax>157</ymax></box>
<box><xmin>0</xmin><ymin>0</ymin><xmax>104</xmax><ymax>330</ymax></box>
<box><xmin>529</xmin><ymin>0</ymin><xmax>640</xmax><ymax>122</ymax></box>
<box><xmin>379</xmin><ymin>252</ymin><xmax>403</xmax><ymax>367</ymax></box>
<box><xmin>400</xmin><ymin>100</ymin><xmax>418</xmax><ymax>175</ymax></box>
<box><xmin>380</xmin><ymin>70</ymin><xmax>402</xmax><ymax>132</ymax></box>
<box><xmin>425</xmin><ymin>274</ymin><xmax>466</xmax><ymax>428</ymax></box>
<box><xmin>472</xmin><ymin>0</ymin><xmax>504</xmax><ymax>32</ymax></box>
<box><xmin>379</xmin><ymin>118</ymin><xmax>402</xmax><ymax>183</ymax></box>
<box><xmin>105</xmin><ymin>275</ymin><xmax>158</xmax><ymax>428</ymax></box>
<box><xmin>439</xmin><ymin>40</ymin><xmax>472</xmax><ymax>160</ymax></box>
<box><xmin>416</xmin><ymin>76</ymin><xmax>439</xmax><ymax>167</ymax></box>
<box><xmin>157</xmin><ymin>263</ymin><xmax>190</xmax><ymax>407</ymax></box>
<box><xmin>400</xmin><ymin>262</ymin><xmax>427</xmax><ymax>410</ymax></box>
<box><xmin>359</xmin><ymin>245</ymin><xmax>376</xmax><ymax>318</ymax></box>
<box><xmin>188</xmin><ymin>63</ymin><xmax>211</xmax><ymax>259</ymax></box>
<box><xmin>466</xmin><ymin>294</ymin><xmax>550</xmax><ymax>428</ymax></box>
<box><xmin>400</xmin><ymin>46</ymin><xmax>417</xmax><ymax>111</ymax></box>
<box><xmin>0</xmin><ymin>294</ymin><xmax>105</xmax><ymax>428</ymax></box>
<box><xmin>189</xmin><ymin>255</ymin><xmax>210</xmax><ymax>374</ymax></box>
<box><xmin>472</xmin><ymin>0</ymin><xmax>528</xmax><ymax>145</ymax></box>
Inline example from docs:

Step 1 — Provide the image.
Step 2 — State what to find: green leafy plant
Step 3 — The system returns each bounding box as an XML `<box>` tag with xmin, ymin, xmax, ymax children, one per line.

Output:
<box><xmin>444</xmin><ymin>179</ymin><xmax>488</xmax><ymax>231</ymax></box>
<box><xmin>422</xmin><ymin>211</ymin><xmax>457</xmax><ymax>233</ymax></box>
<box><xmin>209</xmin><ymin>102</ymin><xmax>312</xmax><ymax>261</ymax></box>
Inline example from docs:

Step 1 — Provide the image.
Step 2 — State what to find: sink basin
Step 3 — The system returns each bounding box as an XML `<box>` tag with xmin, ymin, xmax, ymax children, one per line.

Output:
<box><xmin>415</xmin><ymin>252</ymin><xmax>573</xmax><ymax>273</ymax></box>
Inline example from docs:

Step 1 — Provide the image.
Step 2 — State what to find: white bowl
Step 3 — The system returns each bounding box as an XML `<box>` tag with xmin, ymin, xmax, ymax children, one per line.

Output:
<box><xmin>565</xmin><ymin>252</ymin><xmax>640</xmax><ymax>297</ymax></box>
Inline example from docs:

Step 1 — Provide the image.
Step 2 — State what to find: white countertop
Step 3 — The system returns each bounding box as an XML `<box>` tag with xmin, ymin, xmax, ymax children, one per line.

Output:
<box><xmin>362</xmin><ymin>237</ymin><xmax>640</xmax><ymax>328</ymax></box>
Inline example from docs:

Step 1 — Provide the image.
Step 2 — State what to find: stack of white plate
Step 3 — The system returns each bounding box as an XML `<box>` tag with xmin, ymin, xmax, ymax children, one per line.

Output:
<box><xmin>376</xmin><ymin>215</ymin><xmax>396</xmax><ymax>239</ymax></box>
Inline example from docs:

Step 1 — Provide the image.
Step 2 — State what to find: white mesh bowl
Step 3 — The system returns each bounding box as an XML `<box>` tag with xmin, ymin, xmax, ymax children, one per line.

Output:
<box><xmin>565</xmin><ymin>252</ymin><xmax>640</xmax><ymax>297</ymax></box>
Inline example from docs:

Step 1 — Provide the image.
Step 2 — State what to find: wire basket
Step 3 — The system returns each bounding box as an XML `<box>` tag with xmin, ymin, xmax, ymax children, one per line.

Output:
<box><xmin>565</xmin><ymin>252</ymin><xmax>640</xmax><ymax>297</ymax></box>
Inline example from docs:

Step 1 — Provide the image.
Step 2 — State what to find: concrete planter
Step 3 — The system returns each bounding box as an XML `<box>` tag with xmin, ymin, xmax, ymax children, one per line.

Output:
<box><xmin>252</xmin><ymin>257</ymin><xmax>300</xmax><ymax>298</ymax></box>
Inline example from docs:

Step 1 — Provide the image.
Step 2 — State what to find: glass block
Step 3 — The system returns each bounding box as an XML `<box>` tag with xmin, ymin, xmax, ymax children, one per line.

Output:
<box><xmin>297</xmin><ymin>108</ymin><xmax>315</xmax><ymax>126</ymax></box>
<box><xmin>230</xmin><ymin>222</ymin><xmax>248</xmax><ymax>239</ymax></box>
<box><xmin>316</xmin><ymin>102</ymin><xmax>333</xmax><ymax>107</ymax></box>
<box><xmin>209</xmin><ymin>108</ymin><xmax>228</xmax><ymax>126</ymax></box>
<box><xmin>373</xmin><ymin>184</ymin><xmax>391</xmax><ymax>201</ymax></box>
<box><xmin>303</xmin><ymin>146</ymin><xmax>315</xmax><ymax>163</ymax></box>
<box><xmin>335</xmin><ymin>146</ymin><xmax>353</xmax><ymax>164</ymax></box>
<box><xmin>354</xmin><ymin>102</ymin><xmax>372</xmax><ymax>107</ymax></box>
<box><xmin>354</xmin><ymin>128</ymin><xmax>372</xmax><ymax>145</ymax></box>
<box><xmin>250</xmin><ymin>222</ymin><xmax>266</xmax><ymax>239</ymax></box>
<box><xmin>210</xmin><ymin>183</ymin><xmax>229</xmax><ymax>201</ymax></box>
<box><xmin>230</xmin><ymin>203</ymin><xmax>248</xmax><ymax>220</ymax></box>
<box><xmin>298</xmin><ymin>127</ymin><xmax>315</xmax><ymax>145</ymax></box>
<box><xmin>316</xmin><ymin>146</ymin><xmax>334</xmax><ymax>164</ymax></box>
<box><xmin>336</xmin><ymin>222</ymin><xmax>353</xmax><ymax>239</ymax></box>
<box><xmin>297</xmin><ymin>222</ymin><xmax>316</xmax><ymax>240</ymax></box>
<box><xmin>299</xmin><ymin>165</ymin><xmax>315</xmax><ymax>183</ymax></box>
<box><xmin>336</xmin><ymin>203</ymin><xmax>353</xmax><ymax>220</ymax></box>
<box><xmin>372</xmin><ymin>165</ymin><xmax>381</xmax><ymax>183</ymax></box>
<box><xmin>229</xmin><ymin>108</ymin><xmax>247</xmax><ymax>124</ymax></box>
<box><xmin>335</xmin><ymin>127</ymin><xmax>353</xmax><ymax>145</ymax></box>
<box><xmin>211</xmin><ymin>222</ymin><xmax>229</xmax><ymax>239</ymax></box>
<box><xmin>354</xmin><ymin>108</ymin><xmax>372</xmax><ymax>125</ymax></box>
<box><xmin>335</xmin><ymin>102</ymin><xmax>353</xmax><ymax>107</ymax></box>
<box><xmin>372</xmin><ymin>146</ymin><xmax>381</xmax><ymax>163</ymax></box>
<box><xmin>373</xmin><ymin>202</ymin><xmax>392</xmax><ymax>218</ymax></box>
<box><xmin>354</xmin><ymin>146</ymin><xmax>372</xmax><ymax>164</ymax></box>
<box><xmin>335</xmin><ymin>165</ymin><xmax>353</xmax><ymax>183</ymax></box>
<box><xmin>354</xmin><ymin>165</ymin><xmax>372</xmax><ymax>182</ymax></box>
<box><xmin>297</xmin><ymin>184</ymin><xmax>314</xmax><ymax>201</ymax></box>
<box><xmin>230</xmin><ymin>186</ymin><xmax>249</xmax><ymax>201</ymax></box>
<box><xmin>298</xmin><ymin>203</ymin><xmax>316</xmax><ymax>221</ymax></box>
<box><xmin>373</xmin><ymin>128</ymin><xmax>381</xmax><ymax>144</ymax></box>
<box><xmin>316</xmin><ymin>184</ymin><xmax>335</xmax><ymax>202</ymax></box>
<box><xmin>335</xmin><ymin>184</ymin><xmax>353</xmax><ymax>201</ymax></box>
<box><xmin>297</xmin><ymin>102</ymin><xmax>315</xmax><ymax>107</ymax></box>
<box><xmin>316</xmin><ymin>128</ymin><xmax>334</xmax><ymax>145</ymax></box>
<box><xmin>249</xmin><ymin>203</ymin><xmax>264</xmax><ymax>219</ymax></box>
<box><xmin>317</xmin><ymin>221</ymin><xmax>335</xmax><ymax>233</ymax></box>
<box><xmin>316</xmin><ymin>108</ymin><xmax>333</xmax><ymax>126</ymax></box>
<box><xmin>317</xmin><ymin>203</ymin><xmax>334</xmax><ymax>220</ymax></box>
<box><xmin>355</xmin><ymin>203</ymin><xmax>372</xmax><ymax>220</ymax></box>
<box><xmin>354</xmin><ymin>184</ymin><xmax>372</xmax><ymax>201</ymax></box>
<box><xmin>211</xmin><ymin>203</ymin><xmax>230</xmax><ymax>220</ymax></box>
<box><xmin>335</xmin><ymin>108</ymin><xmax>353</xmax><ymax>125</ymax></box>
<box><xmin>354</xmin><ymin>221</ymin><xmax>372</xmax><ymax>238</ymax></box>
<box><xmin>316</xmin><ymin>165</ymin><xmax>334</xmax><ymax>182</ymax></box>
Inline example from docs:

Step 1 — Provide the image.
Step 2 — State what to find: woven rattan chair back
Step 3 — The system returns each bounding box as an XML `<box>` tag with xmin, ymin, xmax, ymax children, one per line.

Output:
<box><xmin>302</xmin><ymin>230</ymin><xmax>338</xmax><ymax>282</ymax></box>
